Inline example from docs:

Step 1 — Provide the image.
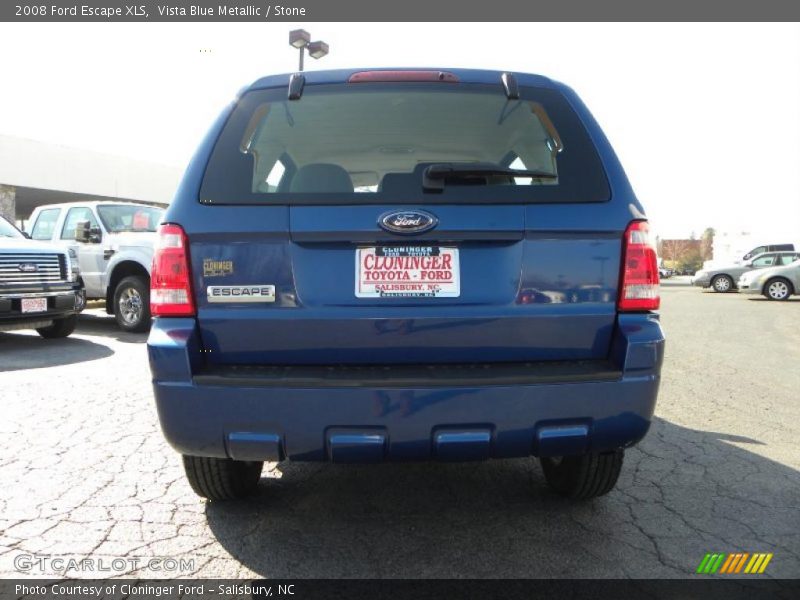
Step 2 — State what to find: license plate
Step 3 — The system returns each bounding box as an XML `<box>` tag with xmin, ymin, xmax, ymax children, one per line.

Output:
<box><xmin>21</xmin><ymin>297</ymin><xmax>47</xmax><ymax>313</ymax></box>
<box><xmin>356</xmin><ymin>246</ymin><xmax>460</xmax><ymax>298</ymax></box>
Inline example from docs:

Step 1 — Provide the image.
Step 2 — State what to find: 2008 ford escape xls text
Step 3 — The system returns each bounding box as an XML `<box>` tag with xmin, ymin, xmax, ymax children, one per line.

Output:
<box><xmin>147</xmin><ymin>69</ymin><xmax>664</xmax><ymax>501</ymax></box>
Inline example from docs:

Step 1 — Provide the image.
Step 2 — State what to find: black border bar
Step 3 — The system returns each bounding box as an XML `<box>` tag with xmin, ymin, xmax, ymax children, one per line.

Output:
<box><xmin>3</xmin><ymin>579</ymin><xmax>800</xmax><ymax>600</ymax></box>
<box><xmin>5</xmin><ymin>0</ymin><xmax>800</xmax><ymax>22</ymax></box>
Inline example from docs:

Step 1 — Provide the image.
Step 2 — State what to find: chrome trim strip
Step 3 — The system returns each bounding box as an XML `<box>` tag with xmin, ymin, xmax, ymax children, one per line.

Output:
<box><xmin>0</xmin><ymin>291</ymin><xmax>76</xmax><ymax>299</ymax></box>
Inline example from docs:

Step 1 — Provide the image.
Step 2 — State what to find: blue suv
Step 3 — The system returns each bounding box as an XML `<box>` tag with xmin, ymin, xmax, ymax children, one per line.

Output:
<box><xmin>147</xmin><ymin>69</ymin><xmax>664</xmax><ymax>500</ymax></box>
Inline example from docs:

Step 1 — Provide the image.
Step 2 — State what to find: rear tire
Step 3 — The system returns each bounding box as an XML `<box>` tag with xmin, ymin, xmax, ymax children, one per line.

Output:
<box><xmin>711</xmin><ymin>274</ymin><xmax>734</xmax><ymax>293</ymax></box>
<box><xmin>36</xmin><ymin>314</ymin><xmax>77</xmax><ymax>339</ymax></box>
<box><xmin>113</xmin><ymin>275</ymin><xmax>151</xmax><ymax>332</ymax></box>
<box><xmin>764</xmin><ymin>277</ymin><xmax>792</xmax><ymax>301</ymax></box>
<box><xmin>182</xmin><ymin>455</ymin><xmax>263</xmax><ymax>500</ymax></box>
<box><xmin>540</xmin><ymin>450</ymin><xmax>624</xmax><ymax>499</ymax></box>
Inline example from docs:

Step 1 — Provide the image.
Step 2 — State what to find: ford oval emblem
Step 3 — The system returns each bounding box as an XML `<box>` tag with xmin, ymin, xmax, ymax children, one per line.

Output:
<box><xmin>378</xmin><ymin>210</ymin><xmax>438</xmax><ymax>235</ymax></box>
<box><xmin>18</xmin><ymin>263</ymin><xmax>38</xmax><ymax>273</ymax></box>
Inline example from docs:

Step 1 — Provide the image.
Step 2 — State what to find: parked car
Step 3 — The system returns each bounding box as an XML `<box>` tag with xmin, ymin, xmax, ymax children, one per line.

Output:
<box><xmin>27</xmin><ymin>201</ymin><xmax>164</xmax><ymax>332</ymax></box>
<box><xmin>741</xmin><ymin>243</ymin><xmax>795</xmax><ymax>262</ymax></box>
<box><xmin>658</xmin><ymin>267</ymin><xmax>673</xmax><ymax>278</ymax></box>
<box><xmin>691</xmin><ymin>251</ymin><xmax>800</xmax><ymax>292</ymax></box>
<box><xmin>738</xmin><ymin>258</ymin><xmax>800</xmax><ymax>300</ymax></box>
<box><xmin>148</xmin><ymin>68</ymin><xmax>665</xmax><ymax>501</ymax></box>
<box><xmin>0</xmin><ymin>215</ymin><xmax>82</xmax><ymax>337</ymax></box>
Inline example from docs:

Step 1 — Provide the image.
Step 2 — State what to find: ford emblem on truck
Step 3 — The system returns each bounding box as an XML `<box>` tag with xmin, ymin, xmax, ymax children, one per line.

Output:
<box><xmin>378</xmin><ymin>210</ymin><xmax>438</xmax><ymax>234</ymax></box>
<box><xmin>18</xmin><ymin>263</ymin><xmax>38</xmax><ymax>273</ymax></box>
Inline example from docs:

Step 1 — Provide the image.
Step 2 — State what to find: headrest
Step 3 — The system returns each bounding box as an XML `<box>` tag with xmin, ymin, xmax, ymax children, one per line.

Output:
<box><xmin>290</xmin><ymin>163</ymin><xmax>354</xmax><ymax>193</ymax></box>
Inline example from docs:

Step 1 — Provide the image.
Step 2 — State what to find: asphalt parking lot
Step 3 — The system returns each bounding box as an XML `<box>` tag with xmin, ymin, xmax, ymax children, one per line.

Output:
<box><xmin>0</xmin><ymin>286</ymin><xmax>798</xmax><ymax>579</ymax></box>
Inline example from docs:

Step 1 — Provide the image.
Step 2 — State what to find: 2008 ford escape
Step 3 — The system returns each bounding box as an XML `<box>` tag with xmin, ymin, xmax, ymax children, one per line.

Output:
<box><xmin>147</xmin><ymin>69</ymin><xmax>664</xmax><ymax>501</ymax></box>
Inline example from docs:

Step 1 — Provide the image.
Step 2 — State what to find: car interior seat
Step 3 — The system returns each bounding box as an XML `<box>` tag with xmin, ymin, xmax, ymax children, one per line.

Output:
<box><xmin>289</xmin><ymin>163</ymin><xmax>354</xmax><ymax>193</ymax></box>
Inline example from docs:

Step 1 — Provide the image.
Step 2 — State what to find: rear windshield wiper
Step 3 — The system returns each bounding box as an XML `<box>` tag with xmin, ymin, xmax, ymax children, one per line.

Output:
<box><xmin>422</xmin><ymin>163</ymin><xmax>557</xmax><ymax>191</ymax></box>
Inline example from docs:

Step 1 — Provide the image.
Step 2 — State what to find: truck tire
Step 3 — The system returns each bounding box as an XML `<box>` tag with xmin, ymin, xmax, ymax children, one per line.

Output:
<box><xmin>75</xmin><ymin>288</ymin><xmax>86</xmax><ymax>312</ymax></box>
<box><xmin>113</xmin><ymin>275</ymin><xmax>151</xmax><ymax>332</ymax></box>
<box><xmin>182</xmin><ymin>455</ymin><xmax>263</xmax><ymax>500</ymax></box>
<box><xmin>36</xmin><ymin>314</ymin><xmax>78</xmax><ymax>339</ymax></box>
<box><xmin>540</xmin><ymin>450</ymin><xmax>624</xmax><ymax>499</ymax></box>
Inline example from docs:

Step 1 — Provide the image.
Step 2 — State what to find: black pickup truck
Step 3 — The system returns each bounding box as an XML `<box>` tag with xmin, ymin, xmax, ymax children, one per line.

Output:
<box><xmin>0</xmin><ymin>216</ymin><xmax>82</xmax><ymax>338</ymax></box>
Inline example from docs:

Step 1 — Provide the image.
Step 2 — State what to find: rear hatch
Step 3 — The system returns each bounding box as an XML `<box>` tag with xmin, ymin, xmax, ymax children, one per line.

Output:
<box><xmin>189</xmin><ymin>71</ymin><xmax>620</xmax><ymax>365</ymax></box>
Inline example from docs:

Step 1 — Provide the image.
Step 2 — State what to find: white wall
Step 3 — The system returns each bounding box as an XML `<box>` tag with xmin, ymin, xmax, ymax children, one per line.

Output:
<box><xmin>711</xmin><ymin>230</ymin><xmax>800</xmax><ymax>266</ymax></box>
<box><xmin>0</xmin><ymin>134</ymin><xmax>183</xmax><ymax>204</ymax></box>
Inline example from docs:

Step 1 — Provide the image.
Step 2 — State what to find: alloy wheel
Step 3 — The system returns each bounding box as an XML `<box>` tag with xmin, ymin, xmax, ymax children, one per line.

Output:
<box><xmin>713</xmin><ymin>276</ymin><xmax>731</xmax><ymax>292</ymax></box>
<box><xmin>767</xmin><ymin>280</ymin><xmax>789</xmax><ymax>300</ymax></box>
<box><xmin>118</xmin><ymin>287</ymin><xmax>143</xmax><ymax>325</ymax></box>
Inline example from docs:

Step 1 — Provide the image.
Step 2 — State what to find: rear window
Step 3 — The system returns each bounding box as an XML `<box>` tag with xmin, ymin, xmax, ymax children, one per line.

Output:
<box><xmin>200</xmin><ymin>83</ymin><xmax>609</xmax><ymax>205</ymax></box>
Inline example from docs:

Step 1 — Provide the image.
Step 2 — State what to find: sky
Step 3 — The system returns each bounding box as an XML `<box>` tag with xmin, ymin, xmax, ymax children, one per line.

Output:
<box><xmin>0</xmin><ymin>22</ymin><xmax>798</xmax><ymax>240</ymax></box>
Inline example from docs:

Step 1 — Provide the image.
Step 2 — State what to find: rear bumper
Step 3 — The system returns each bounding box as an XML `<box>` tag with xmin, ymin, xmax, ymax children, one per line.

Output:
<box><xmin>148</xmin><ymin>314</ymin><xmax>664</xmax><ymax>462</ymax></box>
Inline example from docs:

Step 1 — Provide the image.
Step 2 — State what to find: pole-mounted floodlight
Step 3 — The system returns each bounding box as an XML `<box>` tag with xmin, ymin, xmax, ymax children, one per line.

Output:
<box><xmin>306</xmin><ymin>41</ymin><xmax>329</xmax><ymax>60</ymax></box>
<box><xmin>289</xmin><ymin>29</ymin><xmax>328</xmax><ymax>72</ymax></box>
<box><xmin>289</xmin><ymin>29</ymin><xmax>310</xmax><ymax>49</ymax></box>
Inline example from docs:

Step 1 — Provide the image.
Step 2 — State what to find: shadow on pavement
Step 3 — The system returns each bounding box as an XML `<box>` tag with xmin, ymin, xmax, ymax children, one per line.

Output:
<box><xmin>204</xmin><ymin>417</ymin><xmax>799</xmax><ymax>578</ymax></box>
<box><xmin>0</xmin><ymin>331</ymin><xmax>114</xmax><ymax>371</ymax></box>
<box><xmin>74</xmin><ymin>311</ymin><xmax>149</xmax><ymax>344</ymax></box>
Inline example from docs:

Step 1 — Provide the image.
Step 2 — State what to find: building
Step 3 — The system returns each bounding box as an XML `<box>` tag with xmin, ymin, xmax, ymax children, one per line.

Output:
<box><xmin>0</xmin><ymin>135</ymin><xmax>183</xmax><ymax>228</ymax></box>
<box><xmin>708</xmin><ymin>230</ymin><xmax>794</xmax><ymax>266</ymax></box>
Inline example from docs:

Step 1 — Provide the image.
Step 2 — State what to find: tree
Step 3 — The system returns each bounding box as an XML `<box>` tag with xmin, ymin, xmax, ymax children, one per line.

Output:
<box><xmin>676</xmin><ymin>246</ymin><xmax>704</xmax><ymax>273</ymax></box>
<box><xmin>701</xmin><ymin>227</ymin><xmax>715</xmax><ymax>261</ymax></box>
<box><xmin>661</xmin><ymin>239</ymin><xmax>689</xmax><ymax>266</ymax></box>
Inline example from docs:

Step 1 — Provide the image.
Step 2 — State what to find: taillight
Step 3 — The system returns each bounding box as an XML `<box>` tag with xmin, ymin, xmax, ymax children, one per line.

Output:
<box><xmin>618</xmin><ymin>220</ymin><xmax>660</xmax><ymax>311</ymax></box>
<box><xmin>151</xmin><ymin>223</ymin><xmax>195</xmax><ymax>317</ymax></box>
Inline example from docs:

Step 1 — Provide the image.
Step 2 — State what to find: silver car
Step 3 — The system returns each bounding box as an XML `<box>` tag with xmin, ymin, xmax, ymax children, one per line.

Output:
<box><xmin>738</xmin><ymin>258</ymin><xmax>800</xmax><ymax>300</ymax></box>
<box><xmin>691</xmin><ymin>251</ymin><xmax>800</xmax><ymax>293</ymax></box>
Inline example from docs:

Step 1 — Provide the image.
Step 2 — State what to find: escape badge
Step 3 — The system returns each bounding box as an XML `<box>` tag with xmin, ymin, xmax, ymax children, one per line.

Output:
<box><xmin>207</xmin><ymin>285</ymin><xmax>276</xmax><ymax>303</ymax></box>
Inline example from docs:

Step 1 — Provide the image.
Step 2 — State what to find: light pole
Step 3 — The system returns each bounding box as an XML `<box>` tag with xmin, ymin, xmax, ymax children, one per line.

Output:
<box><xmin>289</xmin><ymin>29</ymin><xmax>329</xmax><ymax>72</ymax></box>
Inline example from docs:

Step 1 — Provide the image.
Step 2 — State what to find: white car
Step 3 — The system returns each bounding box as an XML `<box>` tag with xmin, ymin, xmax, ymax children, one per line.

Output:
<box><xmin>26</xmin><ymin>201</ymin><xmax>164</xmax><ymax>331</ymax></box>
<box><xmin>737</xmin><ymin>258</ymin><xmax>800</xmax><ymax>300</ymax></box>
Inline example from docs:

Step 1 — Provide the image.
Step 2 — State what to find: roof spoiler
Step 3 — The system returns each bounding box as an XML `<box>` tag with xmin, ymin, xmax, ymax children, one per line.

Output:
<box><xmin>290</xmin><ymin>70</ymin><xmax>520</xmax><ymax>99</ymax></box>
